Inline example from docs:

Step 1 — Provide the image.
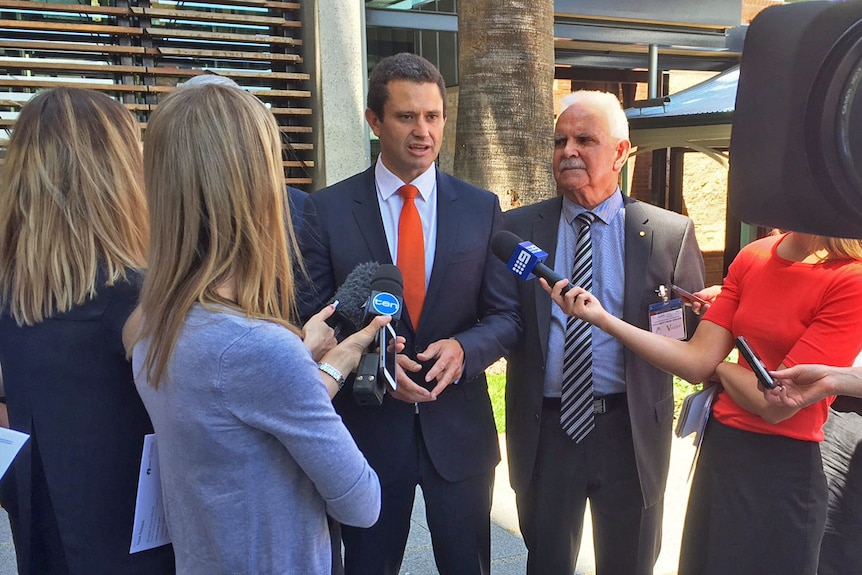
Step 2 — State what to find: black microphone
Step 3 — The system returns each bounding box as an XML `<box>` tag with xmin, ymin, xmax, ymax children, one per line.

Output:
<box><xmin>325</xmin><ymin>261</ymin><xmax>380</xmax><ymax>341</ymax></box>
<box><xmin>490</xmin><ymin>230</ymin><xmax>574</xmax><ymax>295</ymax></box>
<box><xmin>354</xmin><ymin>264</ymin><xmax>404</xmax><ymax>406</ymax></box>
<box><xmin>365</xmin><ymin>264</ymin><xmax>403</xmax><ymax>395</ymax></box>
<box><xmin>363</xmin><ymin>264</ymin><xmax>404</xmax><ymax>323</ymax></box>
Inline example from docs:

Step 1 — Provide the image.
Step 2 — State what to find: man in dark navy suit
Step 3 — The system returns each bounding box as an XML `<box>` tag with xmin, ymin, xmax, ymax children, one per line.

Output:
<box><xmin>298</xmin><ymin>53</ymin><xmax>520</xmax><ymax>575</ymax></box>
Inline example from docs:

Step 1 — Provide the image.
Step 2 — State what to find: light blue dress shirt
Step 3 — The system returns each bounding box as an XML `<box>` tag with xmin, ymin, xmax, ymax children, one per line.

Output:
<box><xmin>374</xmin><ymin>159</ymin><xmax>438</xmax><ymax>287</ymax></box>
<box><xmin>543</xmin><ymin>191</ymin><xmax>627</xmax><ymax>397</ymax></box>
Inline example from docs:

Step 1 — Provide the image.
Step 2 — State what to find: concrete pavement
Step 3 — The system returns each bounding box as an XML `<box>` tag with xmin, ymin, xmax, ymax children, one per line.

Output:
<box><xmin>0</xmin><ymin>507</ymin><xmax>13</xmax><ymax>575</ymax></box>
<box><xmin>0</xmin><ymin>434</ymin><xmax>696</xmax><ymax>574</ymax></box>
<box><xmin>399</xmin><ymin>433</ymin><xmax>696</xmax><ymax>575</ymax></box>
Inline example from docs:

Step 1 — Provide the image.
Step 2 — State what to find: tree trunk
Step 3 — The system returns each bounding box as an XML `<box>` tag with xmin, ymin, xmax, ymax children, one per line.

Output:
<box><xmin>454</xmin><ymin>0</ymin><xmax>555</xmax><ymax>209</ymax></box>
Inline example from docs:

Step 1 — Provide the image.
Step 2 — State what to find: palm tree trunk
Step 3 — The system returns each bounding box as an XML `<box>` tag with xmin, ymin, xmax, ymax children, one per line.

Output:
<box><xmin>454</xmin><ymin>0</ymin><xmax>555</xmax><ymax>209</ymax></box>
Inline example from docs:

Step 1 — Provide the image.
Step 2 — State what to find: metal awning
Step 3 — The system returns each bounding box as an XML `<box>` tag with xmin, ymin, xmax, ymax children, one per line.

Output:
<box><xmin>625</xmin><ymin>64</ymin><xmax>738</xmax><ymax>164</ymax></box>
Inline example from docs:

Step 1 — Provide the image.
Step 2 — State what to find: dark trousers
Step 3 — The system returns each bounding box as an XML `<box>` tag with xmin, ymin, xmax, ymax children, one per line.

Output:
<box><xmin>516</xmin><ymin>397</ymin><xmax>662</xmax><ymax>575</ymax></box>
<box><xmin>341</xmin><ymin>415</ymin><xmax>494</xmax><ymax>575</ymax></box>
<box><xmin>679</xmin><ymin>418</ymin><xmax>828</xmax><ymax>575</ymax></box>
<box><xmin>819</xmin><ymin>408</ymin><xmax>862</xmax><ymax>575</ymax></box>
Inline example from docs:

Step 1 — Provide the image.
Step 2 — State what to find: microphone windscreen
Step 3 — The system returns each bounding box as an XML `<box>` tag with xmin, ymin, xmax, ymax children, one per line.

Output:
<box><xmin>491</xmin><ymin>230</ymin><xmax>523</xmax><ymax>262</ymax></box>
<box><xmin>371</xmin><ymin>264</ymin><xmax>404</xmax><ymax>298</ymax></box>
<box><xmin>328</xmin><ymin>261</ymin><xmax>380</xmax><ymax>336</ymax></box>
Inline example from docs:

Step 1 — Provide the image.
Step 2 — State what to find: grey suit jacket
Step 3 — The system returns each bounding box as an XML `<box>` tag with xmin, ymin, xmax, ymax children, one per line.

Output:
<box><xmin>504</xmin><ymin>194</ymin><xmax>705</xmax><ymax>507</ymax></box>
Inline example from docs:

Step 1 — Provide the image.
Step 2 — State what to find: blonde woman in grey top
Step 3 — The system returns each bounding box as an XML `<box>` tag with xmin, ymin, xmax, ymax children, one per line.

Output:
<box><xmin>132</xmin><ymin>83</ymin><xmax>383</xmax><ymax>573</ymax></box>
<box><xmin>134</xmin><ymin>305</ymin><xmax>381</xmax><ymax>573</ymax></box>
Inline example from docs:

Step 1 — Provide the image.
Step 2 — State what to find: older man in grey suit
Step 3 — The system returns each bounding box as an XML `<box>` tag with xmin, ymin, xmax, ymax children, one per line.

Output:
<box><xmin>504</xmin><ymin>90</ymin><xmax>705</xmax><ymax>575</ymax></box>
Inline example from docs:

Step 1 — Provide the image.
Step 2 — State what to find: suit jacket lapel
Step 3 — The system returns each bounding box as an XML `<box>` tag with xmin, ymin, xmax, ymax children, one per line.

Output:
<box><xmin>534</xmin><ymin>197</ymin><xmax>563</xmax><ymax>361</ymax></box>
<box><xmin>420</xmin><ymin>172</ymin><xmax>458</xmax><ymax>334</ymax></box>
<box><xmin>623</xmin><ymin>197</ymin><xmax>652</xmax><ymax>323</ymax></box>
<box><xmin>351</xmin><ymin>166</ymin><xmax>393</xmax><ymax>266</ymax></box>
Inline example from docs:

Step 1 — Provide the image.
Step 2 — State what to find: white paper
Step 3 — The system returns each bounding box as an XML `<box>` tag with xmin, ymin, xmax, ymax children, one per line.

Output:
<box><xmin>0</xmin><ymin>427</ymin><xmax>28</xmax><ymax>480</ymax></box>
<box><xmin>129</xmin><ymin>434</ymin><xmax>171</xmax><ymax>553</ymax></box>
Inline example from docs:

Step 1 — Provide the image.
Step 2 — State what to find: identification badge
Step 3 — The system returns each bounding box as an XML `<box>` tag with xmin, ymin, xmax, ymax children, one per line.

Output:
<box><xmin>648</xmin><ymin>298</ymin><xmax>686</xmax><ymax>339</ymax></box>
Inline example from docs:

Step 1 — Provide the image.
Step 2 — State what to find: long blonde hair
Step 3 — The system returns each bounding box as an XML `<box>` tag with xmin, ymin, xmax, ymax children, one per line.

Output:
<box><xmin>0</xmin><ymin>87</ymin><xmax>147</xmax><ymax>326</ymax></box>
<box><xmin>821</xmin><ymin>236</ymin><xmax>862</xmax><ymax>261</ymax></box>
<box><xmin>792</xmin><ymin>232</ymin><xmax>862</xmax><ymax>262</ymax></box>
<box><xmin>139</xmin><ymin>84</ymin><xmax>301</xmax><ymax>387</ymax></box>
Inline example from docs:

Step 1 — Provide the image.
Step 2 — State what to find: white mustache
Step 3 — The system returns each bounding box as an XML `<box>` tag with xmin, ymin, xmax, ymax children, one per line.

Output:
<box><xmin>559</xmin><ymin>158</ymin><xmax>586</xmax><ymax>170</ymax></box>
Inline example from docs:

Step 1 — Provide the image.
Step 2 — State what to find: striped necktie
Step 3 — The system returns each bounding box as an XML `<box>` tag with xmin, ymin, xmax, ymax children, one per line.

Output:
<box><xmin>561</xmin><ymin>211</ymin><xmax>596</xmax><ymax>442</ymax></box>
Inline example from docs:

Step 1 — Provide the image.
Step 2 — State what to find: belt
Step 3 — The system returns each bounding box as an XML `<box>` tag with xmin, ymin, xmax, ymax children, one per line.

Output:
<box><xmin>542</xmin><ymin>393</ymin><xmax>626</xmax><ymax>415</ymax></box>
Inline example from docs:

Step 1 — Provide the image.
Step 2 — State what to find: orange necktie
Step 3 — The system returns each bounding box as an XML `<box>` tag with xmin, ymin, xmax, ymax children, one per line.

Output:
<box><xmin>397</xmin><ymin>184</ymin><xmax>425</xmax><ymax>327</ymax></box>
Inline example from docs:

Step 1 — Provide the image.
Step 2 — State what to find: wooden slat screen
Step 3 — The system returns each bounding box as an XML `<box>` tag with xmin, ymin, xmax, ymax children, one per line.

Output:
<box><xmin>0</xmin><ymin>0</ymin><xmax>313</xmax><ymax>187</ymax></box>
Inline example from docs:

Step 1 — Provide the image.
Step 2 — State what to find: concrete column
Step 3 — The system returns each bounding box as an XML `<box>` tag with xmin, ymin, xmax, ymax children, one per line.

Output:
<box><xmin>311</xmin><ymin>0</ymin><xmax>370</xmax><ymax>189</ymax></box>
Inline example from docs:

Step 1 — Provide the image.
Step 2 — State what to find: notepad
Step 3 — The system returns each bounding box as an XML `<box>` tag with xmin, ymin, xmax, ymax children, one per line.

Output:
<box><xmin>675</xmin><ymin>383</ymin><xmax>718</xmax><ymax>481</ymax></box>
<box><xmin>676</xmin><ymin>384</ymin><xmax>716</xmax><ymax>440</ymax></box>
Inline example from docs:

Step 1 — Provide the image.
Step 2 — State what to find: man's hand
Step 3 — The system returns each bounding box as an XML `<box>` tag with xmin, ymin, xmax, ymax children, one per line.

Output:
<box><xmin>389</xmin><ymin>353</ymin><xmax>433</xmax><ymax>403</ymax></box>
<box><xmin>418</xmin><ymin>338</ymin><xmax>465</xmax><ymax>399</ymax></box>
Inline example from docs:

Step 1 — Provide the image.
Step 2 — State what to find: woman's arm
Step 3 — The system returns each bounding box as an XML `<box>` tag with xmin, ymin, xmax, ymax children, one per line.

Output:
<box><xmin>222</xmin><ymin>325</ymin><xmax>383</xmax><ymax>528</ymax></box>
<box><xmin>713</xmin><ymin>361</ymin><xmax>800</xmax><ymax>423</ymax></box>
<box><xmin>316</xmin><ymin>315</ymin><xmax>396</xmax><ymax>398</ymax></box>
<box><xmin>542</xmin><ymin>279</ymin><xmax>734</xmax><ymax>384</ymax></box>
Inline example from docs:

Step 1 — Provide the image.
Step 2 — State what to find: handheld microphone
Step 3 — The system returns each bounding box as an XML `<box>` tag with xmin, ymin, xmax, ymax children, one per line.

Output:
<box><xmin>490</xmin><ymin>230</ymin><xmax>574</xmax><ymax>295</ymax></box>
<box><xmin>353</xmin><ymin>264</ymin><xmax>404</xmax><ymax>406</ymax></box>
<box><xmin>363</xmin><ymin>264</ymin><xmax>404</xmax><ymax>322</ymax></box>
<box><xmin>325</xmin><ymin>261</ymin><xmax>380</xmax><ymax>340</ymax></box>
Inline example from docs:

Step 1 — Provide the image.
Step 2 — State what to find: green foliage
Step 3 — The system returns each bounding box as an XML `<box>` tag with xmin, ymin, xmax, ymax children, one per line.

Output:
<box><xmin>487</xmin><ymin>373</ymin><xmax>506</xmax><ymax>433</ymax></box>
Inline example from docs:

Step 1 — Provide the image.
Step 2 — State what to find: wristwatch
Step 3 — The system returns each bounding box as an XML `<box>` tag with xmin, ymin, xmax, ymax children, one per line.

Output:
<box><xmin>318</xmin><ymin>362</ymin><xmax>346</xmax><ymax>389</ymax></box>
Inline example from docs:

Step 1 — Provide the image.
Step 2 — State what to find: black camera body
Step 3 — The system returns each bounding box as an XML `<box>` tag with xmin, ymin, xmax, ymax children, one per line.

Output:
<box><xmin>730</xmin><ymin>0</ymin><xmax>862</xmax><ymax>237</ymax></box>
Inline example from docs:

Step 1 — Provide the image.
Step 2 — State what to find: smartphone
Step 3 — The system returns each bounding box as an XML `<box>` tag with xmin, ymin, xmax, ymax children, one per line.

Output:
<box><xmin>379</xmin><ymin>323</ymin><xmax>397</xmax><ymax>391</ymax></box>
<box><xmin>671</xmin><ymin>284</ymin><xmax>711</xmax><ymax>307</ymax></box>
<box><xmin>735</xmin><ymin>336</ymin><xmax>776</xmax><ymax>389</ymax></box>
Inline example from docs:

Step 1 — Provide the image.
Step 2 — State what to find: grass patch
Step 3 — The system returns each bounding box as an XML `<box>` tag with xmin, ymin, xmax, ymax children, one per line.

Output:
<box><xmin>487</xmin><ymin>367</ymin><xmax>705</xmax><ymax>434</ymax></box>
<box><xmin>487</xmin><ymin>373</ymin><xmax>506</xmax><ymax>433</ymax></box>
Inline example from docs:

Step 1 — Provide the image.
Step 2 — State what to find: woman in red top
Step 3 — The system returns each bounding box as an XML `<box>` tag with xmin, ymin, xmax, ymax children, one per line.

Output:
<box><xmin>544</xmin><ymin>231</ymin><xmax>862</xmax><ymax>575</ymax></box>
